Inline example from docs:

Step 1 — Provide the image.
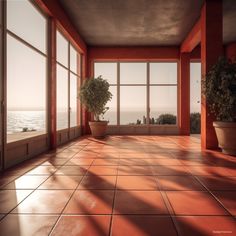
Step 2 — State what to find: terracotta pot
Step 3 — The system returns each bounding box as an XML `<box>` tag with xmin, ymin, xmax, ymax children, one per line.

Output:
<box><xmin>213</xmin><ymin>121</ymin><xmax>236</xmax><ymax>156</ymax></box>
<box><xmin>89</xmin><ymin>121</ymin><xmax>108</xmax><ymax>138</ymax></box>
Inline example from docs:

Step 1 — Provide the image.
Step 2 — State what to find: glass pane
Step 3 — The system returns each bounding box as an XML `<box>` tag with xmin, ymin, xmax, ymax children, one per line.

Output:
<box><xmin>150</xmin><ymin>86</ymin><xmax>177</xmax><ymax>125</ymax></box>
<box><xmin>120</xmin><ymin>63</ymin><xmax>146</xmax><ymax>84</ymax></box>
<box><xmin>190</xmin><ymin>63</ymin><xmax>201</xmax><ymax>113</ymax></box>
<box><xmin>56</xmin><ymin>30</ymin><xmax>68</xmax><ymax>67</ymax></box>
<box><xmin>120</xmin><ymin>86</ymin><xmax>146</xmax><ymax>125</ymax></box>
<box><xmin>103</xmin><ymin>86</ymin><xmax>117</xmax><ymax>125</ymax></box>
<box><xmin>57</xmin><ymin>64</ymin><xmax>68</xmax><ymax>130</ymax></box>
<box><xmin>78</xmin><ymin>54</ymin><xmax>81</xmax><ymax>77</ymax></box>
<box><xmin>70</xmin><ymin>73</ymin><xmax>77</xmax><ymax>127</ymax></box>
<box><xmin>7</xmin><ymin>0</ymin><xmax>46</xmax><ymax>53</ymax></box>
<box><xmin>70</xmin><ymin>45</ymin><xmax>77</xmax><ymax>73</ymax></box>
<box><xmin>7</xmin><ymin>34</ymin><xmax>46</xmax><ymax>143</ymax></box>
<box><xmin>94</xmin><ymin>63</ymin><xmax>117</xmax><ymax>84</ymax></box>
<box><xmin>150</xmin><ymin>62</ymin><xmax>177</xmax><ymax>84</ymax></box>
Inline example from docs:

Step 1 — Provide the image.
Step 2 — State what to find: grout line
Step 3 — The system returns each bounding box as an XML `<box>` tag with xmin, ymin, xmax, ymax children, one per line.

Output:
<box><xmin>48</xmin><ymin>142</ymin><xmax>96</xmax><ymax>236</ymax></box>
<box><xmin>108</xmin><ymin>155</ymin><xmax>119</xmax><ymax>236</ymax></box>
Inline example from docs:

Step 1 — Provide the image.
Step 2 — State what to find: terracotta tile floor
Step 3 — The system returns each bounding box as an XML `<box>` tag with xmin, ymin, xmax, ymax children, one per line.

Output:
<box><xmin>0</xmin><ymin>135</ymin><xmax>236</xmax><ymax>236</ymax></box>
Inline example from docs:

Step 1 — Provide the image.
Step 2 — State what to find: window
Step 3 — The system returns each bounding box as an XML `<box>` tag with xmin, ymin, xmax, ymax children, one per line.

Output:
<box><xmin>120</xmin><ymin>86</ymin><xmax>146</xmax><ymax>125</ymax></box>
<box><xmin>56</xmin><ymin>65</ymin><xmax>68</xmax><ymax>130</ymax></box>
<box><xmin>190</xmin><ymin>62</ymin><xmax>201</xmax><ymax>134</ymax></box>
<box><xmin>6</xmin><ymin>0</ymin><xmax>47</xmax><ymax>143</ymax></box>
<box><xmin>120</xmin><ymin>63</ymin><xmax>147</xmax><ymax>125</ymax></box>
<box><xmin>149</xmin><ymin>62</ymin><xmax>177</xmax><ymax>125</ymax></box>
<box><xmin>56</xmin><ymin>30</ymin><xmax>80</xmax><ymax>130</ymax></box>
<box><xmin>120</xmin><ymin>63</ymin><xmax>146</xmax><ymax>84</ymax></box>
<box><xmin>190</xmin><ymin>62</ymin><xmax>201</xmax><ymax>113</ymax></box>
<box><xmin>94</xmin><ymin>63</ymin><xmax>117</xmax><ymax>124</ymax></box>
<box><xmin>7</xmin><ymin>0</ymin><xmax>46</xmax><ymax>53</ymax></box>
<box><xmin>94</xmin><ymin>62</ymin><xmax>178</xmax><ymax>126</ymax></box>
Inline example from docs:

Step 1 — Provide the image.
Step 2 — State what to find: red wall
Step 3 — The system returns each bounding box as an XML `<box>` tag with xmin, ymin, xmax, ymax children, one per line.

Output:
<box><xmin>225</xmin><ymin>42</ymin><xmax>236</xmax><ymax>61</ymax></box>
<box><xmin>88</xmin><ymin>46</ymin><xmax>179</xmax><ymax>78</ymax></box>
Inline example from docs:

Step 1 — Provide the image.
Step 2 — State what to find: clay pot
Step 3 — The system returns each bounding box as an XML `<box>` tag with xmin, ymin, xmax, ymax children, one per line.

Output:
<box><xmin>89</xmin><ymin>121</ymin><xmax>108</xmax><ymax>138</ymax></box>
<box><xmin>213</xmin><ymin>121</ymin><xmax>236</xmax><ymax>156</ymax></box>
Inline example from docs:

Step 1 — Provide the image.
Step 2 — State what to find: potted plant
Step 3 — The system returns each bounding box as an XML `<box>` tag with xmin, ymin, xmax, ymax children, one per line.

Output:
<box><xmin>203</xmin><ymin>57</ymin><xmax>236</xmax><ymax>155</ymax></box>
<box><xmin>79</xmin><ymin>76</ymin><xmax>112</xmax><ymax>138</ymax></box>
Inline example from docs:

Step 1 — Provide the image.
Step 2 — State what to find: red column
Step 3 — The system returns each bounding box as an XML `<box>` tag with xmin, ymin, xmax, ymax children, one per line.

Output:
<box><xmin>179</xmin><ymin>53</ymin><xmax>190</xmax><ymax>135</ymax></box>
<box><xmin>48</xmin><ymin>18</ymin><xmax>57</xmax><ymax>149</ymax></box>
<box><xmin>81</xmin><ymin>53</ymin><xmax>91</xmax><ymax>135</ymax></box>
<box><xmin>201</xmin><ymin>0</ymin><xmax>223</xmax><ymax>149</ymax></box>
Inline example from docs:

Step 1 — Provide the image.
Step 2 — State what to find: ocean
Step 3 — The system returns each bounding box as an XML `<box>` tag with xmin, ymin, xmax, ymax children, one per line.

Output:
<box><xmin>7</xmin><ymin>110</ymin><xmax>77</xmax><ymax>134</ymax></box>
<box><xmin>7</xmin><ymin>109</ymin><xmax>180</xmax><ymax>134</ymax></box>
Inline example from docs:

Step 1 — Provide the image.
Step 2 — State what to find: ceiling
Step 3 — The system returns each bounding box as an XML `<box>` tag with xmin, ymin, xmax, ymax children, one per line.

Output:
<box><xmin>58</xmin><ymin>0</ymin><xmax>236</xmax><ymax>46</ymax></box>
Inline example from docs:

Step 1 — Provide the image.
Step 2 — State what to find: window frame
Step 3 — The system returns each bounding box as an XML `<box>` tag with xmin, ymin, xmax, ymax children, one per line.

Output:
<box><xmin>6</xmin><ymin>0</ymin><xmax>49</xmax><ymax>143</ymax></box>
<box><xmin>56</xmin><ymin>28</ymin><xmax>81</xmax><ymax>131</ymax></box>
<box><xmin>93</xmin><ymin>60</ymin><xmax>179</xmax><ymax>128</ymax></box>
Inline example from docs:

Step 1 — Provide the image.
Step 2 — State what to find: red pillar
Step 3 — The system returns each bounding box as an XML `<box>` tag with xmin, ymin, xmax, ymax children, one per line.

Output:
<box><xmin>179</xmin><ymin>53</ymin><xmax>190</xmax><ymax>135</ymax></box>
<box><xmin>81</xmin><ymin>53</ymin><xmax>91</xmax><ymax>135</ymax></box>
<box><xmin>201</xmin><ymin>0</ymin><xmax>223</xmax><ymax>149</ymax></box>
<box><xmin>48</xmin><ymin>18</ymin><xmax>57</xmax><ymax>149</ymax></box>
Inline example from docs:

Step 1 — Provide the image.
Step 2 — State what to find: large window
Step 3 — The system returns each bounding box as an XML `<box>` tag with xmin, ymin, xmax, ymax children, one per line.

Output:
<box><xmin>120</xmin><ymin>63</ymin><xmax>147</xmax><ymax>125</ymax></box>
<box><xmin>190</xmin><ymin>62</ymin><xmax>201</xmax><ymax>134</ymax></box>
<box><xmin>150</xmin><ymin>63</ymin><xmax>177</xmax><ymax>125</ymax></box>
<box><xmin>6</xmin><ymin>0</ymin><xmax>47</xmax><ymax>143</ymax></box>
<box><xmin>56</xmin><ymin>30</ymin><xmax>80</xmax><ymax>130</ymax></box>
<box><xmin>94</xmin><ymin>62</ymin><xmax>178</xmax><ymax>126</ymax></box>
<box><xmin>94</xmin><ymin>63</ymin><xmax>117</xmax><ymax>124</ymax></box>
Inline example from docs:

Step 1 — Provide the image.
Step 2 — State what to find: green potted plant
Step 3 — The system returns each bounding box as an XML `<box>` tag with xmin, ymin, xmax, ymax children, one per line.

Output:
<box><xmin>202</xmin><ymin>57</ymin><xmax>236</xmax><ymax>155</ymax></box>
<box><xmin>79</xmin><ymin>76</ymin><xmax>112</xmax><ymax>138</ymax></box>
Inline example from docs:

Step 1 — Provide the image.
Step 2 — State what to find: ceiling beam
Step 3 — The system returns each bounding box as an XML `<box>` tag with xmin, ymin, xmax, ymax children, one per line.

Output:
<box><xmin>181</xmin><ymin>18</ymin><xmax>201</xmax><ymax>53</ymax></box>
<box><xmin>35</xmin><ymin>0</ymin><xmax>87</xmax><ymax>54</ymax></box>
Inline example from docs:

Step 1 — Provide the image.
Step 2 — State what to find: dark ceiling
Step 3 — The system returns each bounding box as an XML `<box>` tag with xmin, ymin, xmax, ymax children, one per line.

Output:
<box><xmin>58</xmin><ymin>0</ymin><xmax>236</xmax><ymax>46</ymax></box>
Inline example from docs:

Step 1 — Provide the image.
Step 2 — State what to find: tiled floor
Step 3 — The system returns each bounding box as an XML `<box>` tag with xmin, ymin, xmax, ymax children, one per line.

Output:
<box><xmin>0</xmin><ymin>135</ymin><xmax>236</xmax><ymax>236</ymax></box>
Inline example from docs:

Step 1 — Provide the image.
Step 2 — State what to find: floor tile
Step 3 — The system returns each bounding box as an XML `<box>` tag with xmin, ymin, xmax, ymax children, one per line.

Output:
<box><xmin>119</xmin><ymin>159</ymin><xmax>149</xmax><ymax>166</ymax></box>
<box><xmin>55</xmin><ymin>166</ymin><xmax>88</xmax><ymax>175</ymax></box>
<box><xmin>213</xmin><ymin>191</ymin><xmax>236</xmax><ymax>216</ymax></box>
<box><xmin>78</xmin><ymin>175</ymin><xmax>116</xmax><ymax>190</ymax></box>
<box><xmin>157</xmin><ymin>176</ymin><xmax>205</xmax><ymax>191</ymax></box>
<box><xmin>114</xmin><ymin>190</ymin><xmax>168</xmax><ymax>214</ymax></box>
<box><xmin>166</xmin><ymin>191</ymin><xmax>228</xmax><ymax>215</ymax></box>
<box><xmin>111</xmin><ymin>215</ymin><xmax>178</xmax><ymax>236</ymax></box>
<box><xmin>197</xmin><ymin>176</ymin><xmax>236</xmax><ymax>191</ymax></box>
<box><xmin>0</xmin><ymin>190</ymin><xmax>32</xmax><ymax>213</ymax></box>
<box><xmin>118</xmin><ymin>165</ymin><xmax>153</xmax><ymax>176</ymax></box>
<box><xmin>174</xmin><ymin>216</ymin><xmax>236</xmax><ymax>236</ymax></box>
<box><xmin>41</xmin><ymin>158</ymin><xmax>68</xmax><ymax>166</ymax></box>
<box><xmin>63</xmin><ymin>190</ymin><xmax>114</xmax><ymax>214</ymax></box>
<box><xmin>26</xmin><ymin>166</ymin><xmax>58</xmax><ymax>175</ymax></box>
<box><xmin>13</xmin><ymin>190</ymin><xmax>73</xmax><ymax>214</ymax></box>
<box><xmin>147</xmin><ymin>158</ymin><xmax>182</xmax><ymax>165</ymax></box>
<box><xmin>88</xmin><ymin>166</ymin><xmax>117</xmax><ymax>175</ymax></box>
<box><xmin>1</xmin><ymin>165</ymin><xmax>34</xmax><ymax>176</ymax></box>
<box><xmin>152</xmin><ymin>166</ymin><xmax>191</xmax><ymax>176</ymax></box>
<box><xmin>51</xmin><ymin>215</ymin><xmax>111</xmax><ymax>236</ymax></box>
<box><xmin>0</xmin><ymin>214</ymin><xmax>58</xmax><ymax>236</ymax></box>
<box><xmin>39</xmin><ymin>175</ymin><xmax>83</xmax><ymax>190</ymax></box>
<box><xmin>3</xmin><ymin>175</ymin><xmax>48</xmax><ymax>190</ymax></box>
<box><xmin>65</xmin><ymin>158</ymin><xmax>94</xmax><ymax>165</ymax></box>
<box><xmin>92</xmin><ymin>159</ymin><xmax>119</xmax><ymax>166</ymax></box>
<box><xmin>187</xmin><ymin>166</ymin><xmax>236</xmax><ymax>176</ymax></box>
<box><xmin>0</xmin><ymin>176</ymin><xmax>17</xmax><ymax>189</ymax></box>
<box><xmin>116</xmin><ymin>176</ymin><xmax>158</xmax><ymax>190</ymax></box>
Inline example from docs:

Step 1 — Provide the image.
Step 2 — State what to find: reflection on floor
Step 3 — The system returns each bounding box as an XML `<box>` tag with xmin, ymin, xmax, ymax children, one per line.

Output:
<box><xmin>0</xmin><ymin>135</ymin><xmax>236</xmax><ymax>236</ymax></box>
